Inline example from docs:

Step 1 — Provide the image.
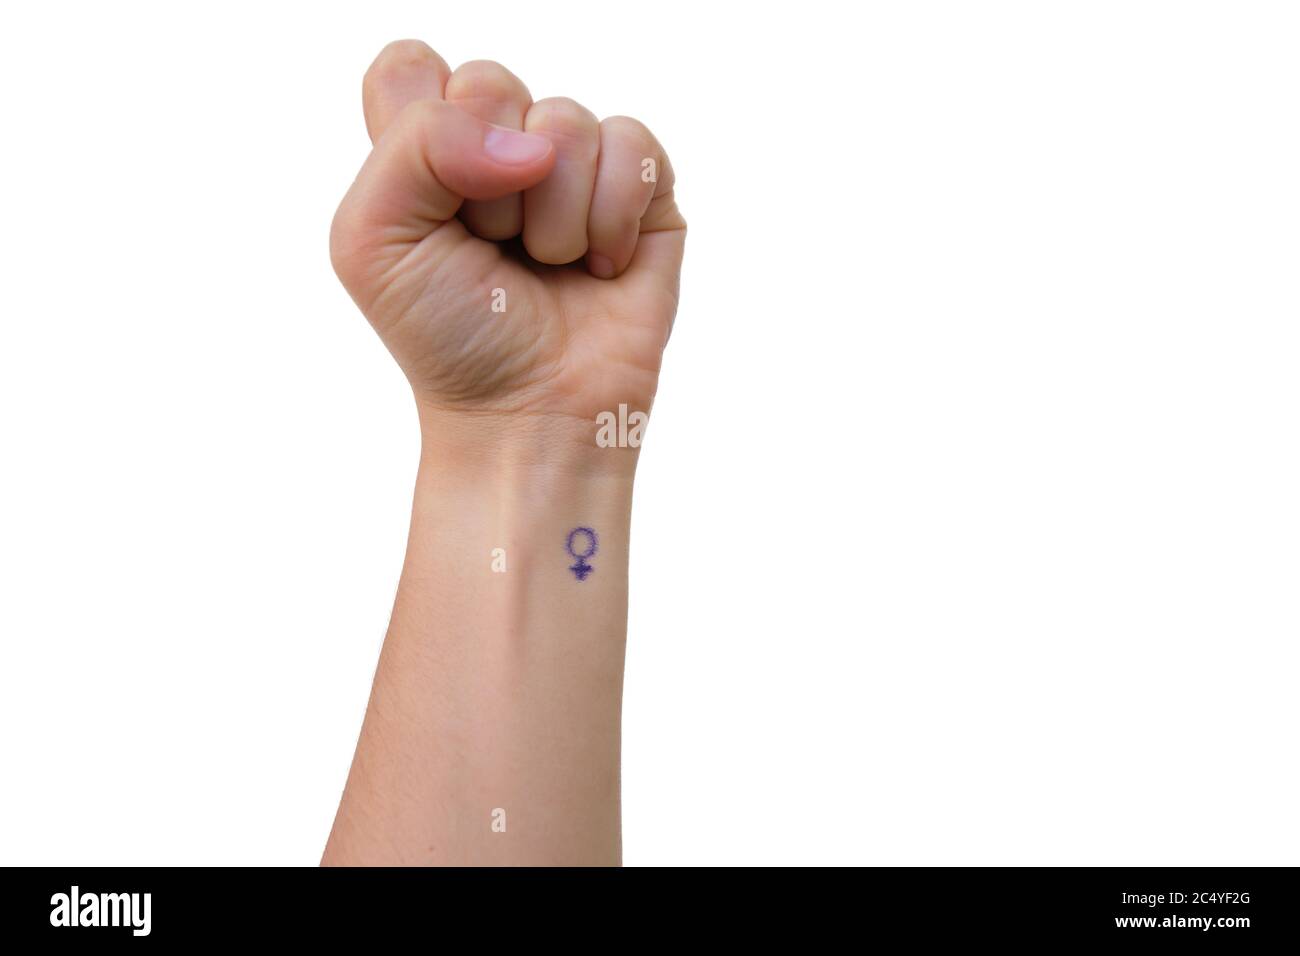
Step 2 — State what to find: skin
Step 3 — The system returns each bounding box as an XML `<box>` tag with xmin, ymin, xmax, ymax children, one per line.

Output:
<box><xmin>321</xmin><ymin>40</ymin><xmax>685</xmax><ymax>866</ymax></box>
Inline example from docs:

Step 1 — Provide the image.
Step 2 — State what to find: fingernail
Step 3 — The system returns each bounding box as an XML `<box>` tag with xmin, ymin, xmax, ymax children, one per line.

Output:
<box><xmin>587</xmin><ymin>254</ymin><xmax>616</xmax><ymax>279</ymax></box>
<box><xmin>484</xmin><ymin>127</ymin><xmax>551</xmax><ymax>165</ymax></box>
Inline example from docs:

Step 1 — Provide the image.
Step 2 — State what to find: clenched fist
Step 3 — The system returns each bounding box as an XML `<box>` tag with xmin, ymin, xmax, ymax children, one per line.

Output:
<box><xmin>329</xmin><ymin>40</ymin><xmax>685</xmax><ymax>444</ymax></box>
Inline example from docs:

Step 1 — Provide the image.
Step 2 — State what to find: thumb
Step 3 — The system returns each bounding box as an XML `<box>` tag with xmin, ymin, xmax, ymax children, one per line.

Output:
<box><xmin>332</xmin><ymin>98</ymin><xmax>554</xmax><ymax>269</ymax></box>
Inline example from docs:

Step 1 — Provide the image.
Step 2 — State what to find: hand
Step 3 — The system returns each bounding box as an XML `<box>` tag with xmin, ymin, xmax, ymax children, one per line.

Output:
<box><xmin>329</xmin><ymin>40</ymin><xmax>685</xmax><ymax>444</ymax></box>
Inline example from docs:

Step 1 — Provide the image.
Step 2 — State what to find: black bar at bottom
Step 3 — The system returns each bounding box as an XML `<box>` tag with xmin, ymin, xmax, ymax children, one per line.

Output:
<box><xmin>1</xmin><ymin>866</ymin><xmax>1293</xmax><ymax>944</ymax></box>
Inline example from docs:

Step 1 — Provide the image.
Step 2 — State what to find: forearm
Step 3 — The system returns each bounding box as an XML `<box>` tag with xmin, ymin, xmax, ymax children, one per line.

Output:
<box><xmin>323</xmin><ymin>413</ymin><xmax>636</xmax><ymax>865</ymax></box>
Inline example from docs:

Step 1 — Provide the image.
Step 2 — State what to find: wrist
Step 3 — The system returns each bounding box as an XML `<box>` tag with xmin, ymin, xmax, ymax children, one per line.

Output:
<box><xmin>404</xmin><ymin>401</ymin><xmax>637</xmax><ymax>645</ymax></box>
<box><xmin>408</xmin><ymin>437</ymin><xmax>635</xmax><ymax>607</ymax></box>
<box><xmin>414</xmin><ymin>397</ymin><xmax>646</xmax><ymax>484</ymax></box>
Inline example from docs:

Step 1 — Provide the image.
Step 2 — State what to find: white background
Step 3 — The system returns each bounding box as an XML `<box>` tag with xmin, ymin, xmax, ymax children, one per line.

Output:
<box><xmin>1</xmin><ymin>1</ymin><xmax>1297</xmax><ymax>866</ymax></box>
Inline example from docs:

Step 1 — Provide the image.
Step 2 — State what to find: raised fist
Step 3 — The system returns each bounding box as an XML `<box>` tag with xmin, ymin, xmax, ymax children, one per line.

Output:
<box><xmin>329</xmin><ymin>40</ymin><xmax>685</xmax><ymax>446</ymax></box>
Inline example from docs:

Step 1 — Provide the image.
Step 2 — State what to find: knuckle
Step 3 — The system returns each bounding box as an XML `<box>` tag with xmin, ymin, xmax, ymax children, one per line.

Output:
<box><xmin>365</xmin><ymin>39</ymin><xmax>438</xmax><ymax>87</ymax></box>
<box><xmin>446</xmin><ymin>60</ymin><xmax>528</xmax><ymax>102</ymax></box>
<box><xmin>528</xmin><ymin>97</ymin><xmax>598</xmax><ymax>134</ymax></box>
<box><xmin>600</xmin><ymin>115</ymin><xmax>672</xmax><ymax>189</ymax></box>
<box><xmin>600</xmin><ymin>114</ymin><xmax>653</xmax><ymax>145</ymax></box>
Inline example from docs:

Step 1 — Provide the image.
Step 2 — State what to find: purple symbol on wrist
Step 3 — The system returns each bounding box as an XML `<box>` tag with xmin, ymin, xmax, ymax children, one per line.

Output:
<box><xmin>566</xmin><ymin>527</ymin><xmax>598</xmax><ymax>581</ymax></box>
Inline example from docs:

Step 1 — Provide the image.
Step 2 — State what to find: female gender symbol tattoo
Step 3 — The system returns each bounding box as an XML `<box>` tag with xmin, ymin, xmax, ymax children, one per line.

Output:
<box><xmin>566</xmin><ymin>527</ymin><xmax>598</xmax><ymax>581</ymax></box>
